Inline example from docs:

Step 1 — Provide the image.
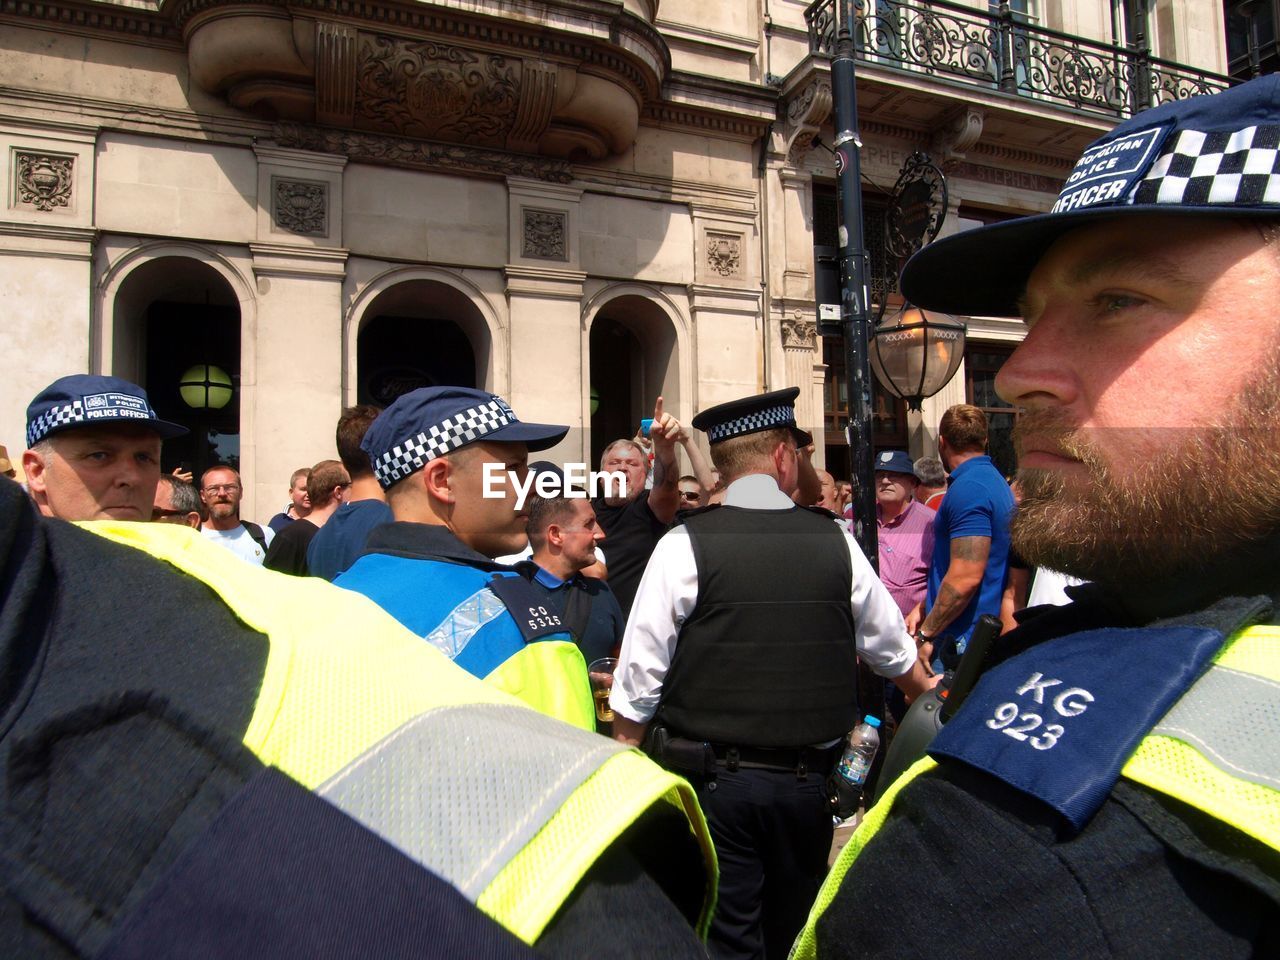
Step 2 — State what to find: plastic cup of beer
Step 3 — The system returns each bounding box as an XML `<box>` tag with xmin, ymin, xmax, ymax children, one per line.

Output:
<box><xmin>588</xmin><ymin>657</ymin><xmax>618</xmax><ymax>724</ymax></box>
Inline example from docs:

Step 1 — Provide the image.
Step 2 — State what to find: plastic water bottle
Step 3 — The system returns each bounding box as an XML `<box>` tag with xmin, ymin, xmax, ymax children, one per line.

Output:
<box><xmin>831</xmin><ymin>716</ymin><xmax>882</xmax><ymax>821</ymax></box>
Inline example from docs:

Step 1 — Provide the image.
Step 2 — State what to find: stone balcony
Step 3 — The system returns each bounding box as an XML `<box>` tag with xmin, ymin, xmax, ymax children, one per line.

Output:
<box><xmin>164</xmin><ymin>0</ymin><xmax>671</xmax><ymax>161</ymax></box>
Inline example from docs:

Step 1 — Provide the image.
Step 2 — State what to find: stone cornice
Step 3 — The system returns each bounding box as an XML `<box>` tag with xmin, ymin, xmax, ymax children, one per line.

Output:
<box><xmin>0</xmin><ymin>221</ymin><xmax>98</xmax><ymax>260</ymax></box>
<box><xmin>641</xmin><ymin>102</ymin><xmax>771</xmax><ymax>140</ymax></box>
<box><xmin>249</xmin><ymin>241</ymin><xmax>348</xmax><ymax>278</ymax></box>
<box><xmin>0</xmin><ymin>0</ymin><xmax>179</xmax><ymax>44</ymax></box>
<box><xmin>504</xmin><ymin>263</ymin><xmax>587</xmax><ymax>299</ymax></box>
<box><xmin>665</xmin><ymin>70</ymin><xmax>777</xmax><ymax>116</ymax></box>
<box><xmin>271</xmin><ymin>123</ymin><xmax>576</xmax><ymax>183</ymax></box>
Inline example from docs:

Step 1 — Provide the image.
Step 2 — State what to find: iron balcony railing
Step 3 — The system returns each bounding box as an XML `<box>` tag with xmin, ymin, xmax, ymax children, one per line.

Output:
<box><xmin>804</xmin><ymin>0</ymin><xmax>1230</xmax><ymax>118</ymax></box>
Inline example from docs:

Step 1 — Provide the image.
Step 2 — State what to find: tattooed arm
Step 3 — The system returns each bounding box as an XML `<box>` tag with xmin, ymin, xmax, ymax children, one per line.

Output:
<box><xmin>918</xmin><ymin>534</ymin><xmax>990</xmax><ymax>641</ymax></box>
<box><xmin>646</xmin><ymin>397</ymin><xmax>683</xmax><ymax>525</ymax></box>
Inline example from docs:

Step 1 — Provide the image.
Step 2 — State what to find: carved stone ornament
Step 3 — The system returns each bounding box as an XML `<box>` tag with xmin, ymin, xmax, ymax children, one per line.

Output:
<box><xmin>272</xmin><ymin>123</ymin><xmax>574</xmax><ymax>184</ymax></box>
<box><xmin>930</xmin><ymin>106</ymin><xmax>985</xmax><ymax>167</ymax></box>
<box><xmin>355</xmin><ymin>36</ymin><xmax>521</xmax><ymax>148</ymax></box>
<box><xmin>781</xmin><ymin>313</ymin><xmax>817</xmax><ymax>350</ymax></box>
<box><xmin>706</xmin><ymin>232</ymin><xmax>742</xmax><ymax>278</ymax></box>
<box><xmin>273</xmin><ymin>179</ymin><xmax>328</xmax><ymax>236</ymax></box>
<box><xmin>783</xmin><ymin>79</ymin><xmax>832</xmax><ymax>164</ymax></box>
<box><xmin>15</xmin><ymin>152</ymin><xmax>74</xmax><ymax>212</ymax></box>
<box><xmin>522</xmin><ymin>209</ymin><xmax>567</xmax><ymax>261</ymax></box>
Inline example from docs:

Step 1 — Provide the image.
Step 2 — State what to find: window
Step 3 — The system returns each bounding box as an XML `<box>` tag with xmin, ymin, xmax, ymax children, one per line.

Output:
<box><xmin>812</xmin><ymin>184</ymin><xmax>891</xmax><ymax>308</ymax></box>
<box><xmin>1226</xmin><ymin>0</ymin><xmax>1280</xmax><ymax>81</ymax></box>
<box><xmin>965</xmin><ymin>343</ymin><xmax>1018</xmax><ymax>478</ymax></box>
<box><xmin>822</xmin><ymin>336</ymin><xmax>909</xmax><ymax>479</ymax></box>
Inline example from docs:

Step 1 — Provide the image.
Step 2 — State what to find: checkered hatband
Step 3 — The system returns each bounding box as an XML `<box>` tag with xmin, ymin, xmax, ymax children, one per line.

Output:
<box><xmin>1132</xmin><ymin>124</ymin><xmax>1280</xmax><ymax>207</ymax></box>
<box><xmin>373</xmin><ymin>398</ymin><xmax>516</xmax><ymax>487</ymax></box>
<box><xmin>27</xmin><ymin>401</ymin><xmax>85</xmax><ymax>446</ymax></box>
<box><xmin>705</xmin><ymin>404</ymin><xmax>795</xmax><ymax>443</ymax></box>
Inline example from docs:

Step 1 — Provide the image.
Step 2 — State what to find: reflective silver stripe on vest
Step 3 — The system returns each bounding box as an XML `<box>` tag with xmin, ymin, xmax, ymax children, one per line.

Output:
<box><xmin>1151</xmin><ymin>664</ymin><xmax>1280</xmax><ymax>789</ymax></box>
<box><xmin>425</xmin><ymin>586</ymin><xmax>508</xmax><ymax>659</ymax></box>
<box><xmin>316</xmin><ymin>703</ymin><xmax>627</xmax><ymax>899</ymax></box>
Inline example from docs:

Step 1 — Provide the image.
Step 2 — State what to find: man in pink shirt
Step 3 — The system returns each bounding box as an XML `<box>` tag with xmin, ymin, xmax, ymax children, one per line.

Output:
<box><xmin>874</xmin><ymin>450</ymin><xmax>935</xmax><ymax>618</ymax></box>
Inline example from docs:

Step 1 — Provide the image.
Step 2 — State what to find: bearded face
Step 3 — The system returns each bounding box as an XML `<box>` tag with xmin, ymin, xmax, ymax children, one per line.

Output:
<box><xmin>1011</xmin><ymin>363</ymin><xmax>1280</xmax><ymax>586</ymax></box>
<box><xmin>994</xmin><ymin>216</ymin><xmax>1280</xmax><ymax>592</ymax></box>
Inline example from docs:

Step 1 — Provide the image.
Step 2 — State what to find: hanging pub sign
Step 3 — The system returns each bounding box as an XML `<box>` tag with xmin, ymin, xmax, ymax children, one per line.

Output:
<box><xmin>886</xmin><ymin>152</ymin><xmax>948</xmax><ymax>260</ymax></box>
<box><xmin>874</xmin><ymin>151</ymin><xmax>949</xmax><ymax>322</ymax></box>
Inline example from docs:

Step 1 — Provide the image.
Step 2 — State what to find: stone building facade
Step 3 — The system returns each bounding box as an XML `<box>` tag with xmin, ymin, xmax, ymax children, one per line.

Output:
<box><xmin>0</xmin><ymin>0</ymin><xmax>1229</xmax><ymax>514</ymax></box>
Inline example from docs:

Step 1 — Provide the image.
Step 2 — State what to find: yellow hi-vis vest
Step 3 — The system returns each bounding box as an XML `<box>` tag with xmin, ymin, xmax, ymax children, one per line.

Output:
<box><xmin>791</xmin><ymin>625</ymin><xmax>1280</xmax><ymax>960</ymax></box>
<box><xmin>83</xmin><ymin>521</ymin><xmax>718</xmax><ymax>945</ymax></box>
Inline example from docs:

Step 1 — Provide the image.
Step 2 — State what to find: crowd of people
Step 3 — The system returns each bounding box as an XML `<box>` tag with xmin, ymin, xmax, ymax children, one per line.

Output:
<box><xmin>2</xmin><ymin>74</ymin><xmax>1278</xmax><ymax>959</ymax></box>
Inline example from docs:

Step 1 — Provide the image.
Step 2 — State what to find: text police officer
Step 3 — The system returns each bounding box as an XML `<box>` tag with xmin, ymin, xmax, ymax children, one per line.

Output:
<box><xmin>793</xmin><ymin>72</ymin><xmax>1280</xmax><ymax>960</ymax></box>
<box><xmin>610</xmin><ymin>387</ymin><xmax>933</xmax><ymax>960</ymax></box>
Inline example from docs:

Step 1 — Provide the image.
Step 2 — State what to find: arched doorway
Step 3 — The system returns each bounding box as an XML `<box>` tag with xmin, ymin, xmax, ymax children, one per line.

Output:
<box><xmin>355</xmin><ymin>279</ymin><xmax>487</xmax><ymax>405</ymax></box>
<box><xmin>587</xmin><ymin>294</ymin><xmax>679</xmax><ymax>466</ymax></box>
<box><xmin>112</xmin><ymin>256</ymin><xmax>242</xmax><ymax>478</ymax></box>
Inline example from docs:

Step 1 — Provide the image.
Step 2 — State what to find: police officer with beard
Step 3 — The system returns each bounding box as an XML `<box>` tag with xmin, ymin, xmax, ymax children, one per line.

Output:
<box><xmin>794</xmin><ymin>72</ymin><xmax>1280</xmax><ymax>960</ymax></box>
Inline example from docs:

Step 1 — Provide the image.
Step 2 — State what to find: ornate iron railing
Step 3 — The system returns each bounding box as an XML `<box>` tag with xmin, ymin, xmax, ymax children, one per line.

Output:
<box><xmin>804</xmin><ymin>0</ymin><xmax>1229</xmax><ymax>118</ymax></box>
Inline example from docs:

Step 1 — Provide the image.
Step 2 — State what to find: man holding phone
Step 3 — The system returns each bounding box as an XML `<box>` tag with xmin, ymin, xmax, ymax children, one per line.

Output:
<box><xmin>591</xmin><ymin>398</ymin><xmax>713</xmax><ymax>617</ymax></box>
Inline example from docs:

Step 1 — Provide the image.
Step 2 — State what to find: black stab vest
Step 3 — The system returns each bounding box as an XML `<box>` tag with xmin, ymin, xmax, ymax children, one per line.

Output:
<box><xmin>657</xmin><ymin>505</ymin><xmax>859</xmax><ymax>747</ymax></box>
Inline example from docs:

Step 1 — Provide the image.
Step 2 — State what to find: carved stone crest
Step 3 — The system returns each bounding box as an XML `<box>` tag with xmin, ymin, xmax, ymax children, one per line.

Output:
<box><xmin>15</xmin><ymin>152</ymin><xmax>74</xmax><ymax>212</ymax></box>
<box><xmin>781</xmin><ymin>313</ymin><xmax>817</xmax><ymax>349</ymax></box>
<box><xmin>706</xmin><ymin>232</ymin><xmax>742</xmax><ymax>278</ymax></box>
<box><xmin>272</xmin><ymin>179</ymin><xmax>328</xmax><ymax>236</ymax></box>
<box><xmin>355</xmin><ymin>36</ymin><xmax>520</xmax><ymax>148</ymax></box>
<box><xmin>522</xmin><ymin>209</ymin><xmax>567</xmax><ymax>261</ymax></box>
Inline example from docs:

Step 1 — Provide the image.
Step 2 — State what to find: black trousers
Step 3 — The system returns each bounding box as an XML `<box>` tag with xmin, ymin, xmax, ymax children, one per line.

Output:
<box><xmin>692</xmin><ymin>766</ymin><xmax>833</xmax><ymax>960</ymax></box>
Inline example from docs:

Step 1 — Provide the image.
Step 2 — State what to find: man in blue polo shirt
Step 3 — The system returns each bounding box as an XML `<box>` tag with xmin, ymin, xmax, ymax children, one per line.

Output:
<box><xmin>906</xmin><ymin>403</ymin><xmax>1014</xmax><ymax>673</ymax></box>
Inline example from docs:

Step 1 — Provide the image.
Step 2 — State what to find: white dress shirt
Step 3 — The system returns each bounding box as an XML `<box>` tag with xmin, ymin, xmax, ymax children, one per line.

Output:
<box><xmin>610</xmin><ymin>473</ymin><xmax>915</xmax><ymax>724</ymax></box>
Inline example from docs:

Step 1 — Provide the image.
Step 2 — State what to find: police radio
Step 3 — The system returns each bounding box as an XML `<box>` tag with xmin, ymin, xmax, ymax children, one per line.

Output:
<box><xmin>874</xmin><ymin>614</ymin><xmax>1002</xmax><ymax>803</ymax></box>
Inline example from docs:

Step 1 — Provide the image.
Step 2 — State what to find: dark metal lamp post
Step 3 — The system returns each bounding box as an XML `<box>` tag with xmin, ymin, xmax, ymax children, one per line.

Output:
<box><xmin>829</xmin><ymin>0</ymin><xmax>877</xmax><ymax>567</ymax></box>
<box><xmin>870</xmin><ymin>305</ymin><xmax>967</xmax><ymax>411</ymax></box>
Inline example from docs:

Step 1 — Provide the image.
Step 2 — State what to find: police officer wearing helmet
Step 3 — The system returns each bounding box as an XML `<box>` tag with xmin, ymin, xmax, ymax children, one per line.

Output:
<box><xmin>794</xmin><ymin>74</ymin><xmax>1280</xmax><ymax>960</ymax></box>
<box><xmin>611</xmin><ymin>386</ymin><xmax>934</xmax><ymax>960</ymax></box>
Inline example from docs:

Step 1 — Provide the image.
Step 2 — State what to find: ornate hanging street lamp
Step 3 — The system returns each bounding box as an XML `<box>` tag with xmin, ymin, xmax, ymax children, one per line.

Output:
<box><xmin>869</xmin><ymin>305</ymin><xmax>966</xmax><ymax>411</ymax></box>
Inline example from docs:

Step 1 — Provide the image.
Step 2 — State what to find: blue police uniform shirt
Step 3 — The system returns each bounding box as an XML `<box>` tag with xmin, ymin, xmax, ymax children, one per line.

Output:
<box><xmin>522</xmin><ymin>564</ymin><xmax>624</xmax><ymax>664</ymax></box>
<box><xmin>926</xmin><ymin>455</ymin><xmax>1016</xmax><ymax>648</ymax></box>
<box><xmin>333</xmin><ymin>524</ymin><xmax>575</xmax><ymax>681</ymax></box>
<box><xmin>306</xmin><ymin>499</ymin><xmax>395</xmax><ymax>581</ymax></box>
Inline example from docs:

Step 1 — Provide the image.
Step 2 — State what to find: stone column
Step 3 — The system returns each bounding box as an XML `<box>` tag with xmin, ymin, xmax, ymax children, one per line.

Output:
<box><xmin>690</xmin><ymin>284</ymin><xmax>763</xmax><ymax>413</ymax></box>
<box><xmin>0</xmin><ymin>224</ymin><xmax>96</xmax><ymax>453</ymax></box>
<box><xmin>914</xmin><ymin>361</ymin><xmax>967</xmax><ymax>459</ymax></box>
<box><xmin>780</xmin><ymin>310</ymin><xmax>822</xmax><ymax>441</ymax></box>
<box><xmin>689</xmin><ymin>201</ymin><xmax>763</xmax><ymax>416</ymax></box>
<box><xmin>246</xmin><ymin>146</ymin><xmax>348</xmax><ymax>518</ymax></box>
<box><xmin>505</xmin><ymin>266</ymin><xmax>588</xmax><ymax>463</ymax></box>
<box><xmin>0</xmin><ymin>126</ymin><xmax>97</xmax><ymax>451</ymax></box>
<box><xmin>504</xmin><ymin>178</ymin><xmax>586</xmax><ymax>462</ymax></box>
